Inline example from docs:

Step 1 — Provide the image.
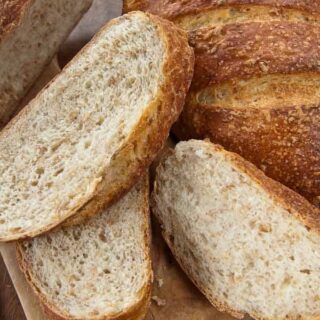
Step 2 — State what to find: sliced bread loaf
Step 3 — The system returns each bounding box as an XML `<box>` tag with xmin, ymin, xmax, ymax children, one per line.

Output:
<box><xmin>0</xmin><ymin>0</ymin><xmax>92</xmax><ymax>128</ymax></box>
<box><xmin>152</xmin><ymin>140</ymin><xmax>320</xmax><ymax>320</ymax></box>
<box><xmin>0</xmin><ymin>11</ymin><xmax>194</xmax><ymax>241</ymax></box>
<box><xmin>17</xmin><ymin>177</ymin><xmax>152</xmax><ymax>320</ymax></box>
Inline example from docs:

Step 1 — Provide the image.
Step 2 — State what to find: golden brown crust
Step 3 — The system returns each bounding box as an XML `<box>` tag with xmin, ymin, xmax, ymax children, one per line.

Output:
<box><xmin>123</xmin><ymin>0</ymin><xmax>320</xmax><ymax>19</ymax></box>
<box><xmin>131</xmin><ymin>0</ymin><xmax>320</xmax><ymax>206</ymax></box>
<box><xmin>64</xmin><ymin>12</ymin><xmax>194</xmax><ymax>226</ymax></box>
<box><xmin>16</xmin><ymin>176</ymin><xmax>153</xmax><ymax>320</ymax></box>
<box><xmin>174</xmin><ymin>96</ymin><xmax>320</xmax><ymax>203</ymax></box>
<box><xmin>0</xmin><ymin>11</ymin><xmax>194</xmax><ymax>240</ymax></box>
<box><xmin>224</xmin><ymin>144</ymin><xmax>320</xmax><ymax>235</ymax></box>
<box><xmin>152</xmin><ymin>141</ymin><xmax>320</xmax><ymax>320</ymax></box>
<box><xmin>188</xmin><ymin>21</ymin><xmax>320</xmax><ymax>90</ymax></box>
<box><xmin>0</xmin><ymin>0</ymin><xmax>31</xmax><ymax>41</ymax></box>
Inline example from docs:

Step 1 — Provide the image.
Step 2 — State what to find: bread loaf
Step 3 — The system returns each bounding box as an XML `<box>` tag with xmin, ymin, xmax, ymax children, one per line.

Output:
<box><xmin>0</xmin><ymin>11</ymin><xmax>194</xmax><ymax>242</ymax></box>
<box><xmin>0</xmin><ymin>0</ymin><xmax>92</xmax><ymax>128</ymax></box>
<box><xmin>124</xmin><ymin>0</ymin><xmax>320</xmax><ymax>206</ymax></box>
<box><xmin>152</xmin><ymin>139</ymin><xmax>320</xmax><ymax>320</ymax></box>
<box><xmin>18</xmin><ymin>177</ymin><xmax>152</xmax><ymax>320</ymax></box>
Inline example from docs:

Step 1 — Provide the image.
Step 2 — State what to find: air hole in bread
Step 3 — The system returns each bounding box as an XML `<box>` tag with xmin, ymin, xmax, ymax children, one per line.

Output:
<box><xmin>84</xmin><ymin>141</ymin><xmax>91</xmax><ymax>149</ymax></box>
<box><xmin>85</xmin><ymin>81</ymin><xmax>92</xmax><ymax>89</ymax></box>
<box><xmin>103</xmin><ymin>268</ymin><xmax>111</xmax><ymax>274</ymax></box>
<box><xmin>31</xmin><ymin>180</ymin><xmax>38</xmax><ymax>187</ymax></box>
<box><xmin>53</xmin><ymin>168</ymin><xmax>64</xmax><ymax>177</ymax></box>
<box><xmin>72</xmin><ymin>230</ymin><xmax>81</xmax><ymax>241</ymax></box>
<box><xmin>36</xmin><ymin>167</ymin><xmax>45</xmax><ymax>176</ymax></box>
<box><xmin>259</xmin><ymin>224</ymin><xmax>272</xmax><ymax>233</ymax></box>
<box><xmin>99</xmin><ymin>231</ymin><xmax>107</xmax><ymax>243</ymax></box>
<box><xmin>300</xmin><ymin>269</ymin><xmax>311</xmax><ymax>274</ymax></box>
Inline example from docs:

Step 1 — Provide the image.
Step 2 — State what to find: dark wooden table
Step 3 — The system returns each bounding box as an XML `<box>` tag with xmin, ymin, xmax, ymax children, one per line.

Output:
<box><xmin>0</xmin><ymin>1</ymin><xmax>121</xmax><ymax>319</ymax></box>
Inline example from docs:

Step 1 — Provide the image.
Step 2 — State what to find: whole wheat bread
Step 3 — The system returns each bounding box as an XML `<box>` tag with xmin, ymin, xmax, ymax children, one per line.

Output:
<box><xmin>124</xmin><ymin>0</ymin><xmax>320</xmax><ymax>206</ymax></box>
<box><xmin>0</xmin><ymin>11</ymin><xmax>194</xmax><ymax>242</ymax></box>
<box><xmin>17</xmin><ymin>177</ymin><xmax>152</xmax><ymax>320</ymax></box>
<box><xmin>152</xmin><ymin>140</ymin><xmax>320</xmax><ymax>320</ymax></box>
<box><xmin>0</xmin><ymin>0</ymin><xmax>92</xmax><ymax>128</ymax></box>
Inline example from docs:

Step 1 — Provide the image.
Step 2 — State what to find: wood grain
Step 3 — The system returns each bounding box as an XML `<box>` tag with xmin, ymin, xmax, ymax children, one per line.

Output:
<box><xmin>0</xmin><ymin>256</ymin><xmax>26</xmax><ymax>320</ymax></box>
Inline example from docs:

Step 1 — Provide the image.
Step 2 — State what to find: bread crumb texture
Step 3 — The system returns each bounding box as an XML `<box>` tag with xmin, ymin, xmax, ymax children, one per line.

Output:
<box><xmin>19</xmin><ymin>180</ymin><xmax>151</xmax><ymax>319</ymax></box>
<box><xmin>152</xmin><ymin>140</ymin><xmax>320</xmax><ymax>320</ymax></box>
<box><xmin>0</xmin><ymin>0</ymin><xmax>92</xmax><ymax>127</ymax></box>
<box><xmin>0</xmin><ymin>12</ymin><xmax>164</xmax><ymax>240</ymax></box>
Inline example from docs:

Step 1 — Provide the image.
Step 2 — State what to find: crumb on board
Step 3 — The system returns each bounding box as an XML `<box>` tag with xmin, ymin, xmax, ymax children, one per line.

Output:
<box><xmin>152</xmin><ymin>295</ymin><xmax>166</xmax><ymax>306</ymax></box>
<box><xmin>157</xmin><ymin>278</ymin><xmax>164</xmax><ymax>288</ymax></box>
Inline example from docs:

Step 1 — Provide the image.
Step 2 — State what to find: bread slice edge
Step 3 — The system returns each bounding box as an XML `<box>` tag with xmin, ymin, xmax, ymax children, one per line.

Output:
<box><xmin>0</xmin><ymin>11</ymin><xmax>194</xmax><ymax>241</ymax></box>
<box><xmin>16</xmin><ymin>176</ymin><xmax>153</xmax><ymax>320</ymax></box>
<box><xmin>151</xmin><ymin>140</ymin><xmax>320</xmax><ymax>320</ymax></box>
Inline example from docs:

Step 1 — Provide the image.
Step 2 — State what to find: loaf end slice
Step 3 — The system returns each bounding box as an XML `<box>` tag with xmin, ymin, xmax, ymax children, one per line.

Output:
<box><xmin>152</xmin><ymin>140</ymin><xmax>320</xmax><ymax>320</ymax></box>
<box><xmin>17</xmin><ymin>177</ymin><xmax>152</xmax><ymax>320</ymax></box>
<box><xmin>0</xmin><ymin>11</ymin><xmax>194</xmax><ymax>241</ymax></box>
<box><xmin>0</xmin><ymin>0</ymin><xmax>92</xmax><ymax>128</ymax></box>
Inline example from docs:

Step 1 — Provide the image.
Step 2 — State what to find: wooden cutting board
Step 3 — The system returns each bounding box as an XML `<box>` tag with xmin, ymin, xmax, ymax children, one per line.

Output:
<box><xmin>0</xmin><ymin>1</ymin><xmax>236</xmax><ymax>319</ymax></box>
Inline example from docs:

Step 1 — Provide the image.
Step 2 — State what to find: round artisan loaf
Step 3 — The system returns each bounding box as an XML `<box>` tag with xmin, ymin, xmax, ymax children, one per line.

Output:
<box><xmin>124</xmin><ymin>0</ymin><xmax>320</xmax><ymax>206</ymax></box>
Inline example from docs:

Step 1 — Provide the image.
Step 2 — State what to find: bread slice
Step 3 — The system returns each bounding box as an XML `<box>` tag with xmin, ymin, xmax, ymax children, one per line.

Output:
<box><xmin>0</xmin><ymin>0</ymin><xmax>92</xmax><ymax>128</ymax></box>
<box><xmin>0</xmin><ymin>11</ymin><xmax>194</xmax><ymax>242</ymax></box>
<box><xmin>17</xmin><ymin>177</ymin><xmax>152</xmax><ymax>320</ymax></box>
<box><xmin>152</xmin><ymin>139</ymin><xmax>320</xmax><ymax>320</ymax></box>
<box><xmin>124</xmin><ymin>1</ymin><xmax>320</xmax><ymax>207</ymax></box>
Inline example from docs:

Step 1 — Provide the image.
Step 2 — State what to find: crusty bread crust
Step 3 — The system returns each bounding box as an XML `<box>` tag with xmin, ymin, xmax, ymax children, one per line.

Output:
<box><xmin>63</xmin><ymin>12</ymin><xmax>194</xmax><ymax>226</ymax></box>
<box><xmin>17</xmin><ymin>176</ymin><xmax>153</xmax><ymax>320</ymax></box>
<box><xmin>174</xmin><ymin>19</ymin><xmax>320</xmax><ymax>204</ymax></box>
<box><xmin>123</xmin><ymin>0</ymin><xmax>320</xmax><ymax>19</ymax></box>
<box><xmin>124</xmin><ymin>1</ymin><xmax>320</xmax><ymax>205</ymax></box>
<box><xmin>0</xmin><ymin>11</ymin><xmax>194</xmax><ymax>241</ymax></box>
<box><xmin>174</xmin><ymin>93</ymin><xmax>320</xmax><ymax>204</ymax></box>
<box><xmin>152</xmin><ymin>140</ymin><xmax>320</xmax><ymax>320</ymax></box>
<box><xmin>0</xmin><ymin>0</ymin><xmax>31</xmax><ymax>41</ymax></box>
<box><xmin>187</xmin><ymin>21</ymin><xmax>320</xmax><ymax>90</ymax></box>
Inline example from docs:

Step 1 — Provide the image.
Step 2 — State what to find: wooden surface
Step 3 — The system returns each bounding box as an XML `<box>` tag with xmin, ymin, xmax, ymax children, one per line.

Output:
<box><xmin>0</xmin><ymin>1</ymin><xmax>121</xmax><ymax>319</ymax></box>
<box><xmin>0</xmin><ymin>255</ymin><xmax>26</xmax><ymax>320</ymax></box>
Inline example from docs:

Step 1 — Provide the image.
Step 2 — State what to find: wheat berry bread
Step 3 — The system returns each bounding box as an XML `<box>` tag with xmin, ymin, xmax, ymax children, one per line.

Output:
<box><xmin>17</xmin><ymin>177</ymin><xmax>152</xmax><ymax>320</ymax></box>
<box><xmin>0</xmin><ymin>11</ymin><xmax>194</xmax><ymax>242</ymax></box>
<box><xmin>0</xmin><ymin>0</ymin><xmax>92</xmax><ymax>128</ymax></box>
<box><xmin>123</xmin><ymin>0</ymin><xmax>320</xmax><ymax>206</ymax></box>
<box><xmin>152</xmin><ymin>140</ymin><xmax>320</xmax><ymax>320</ymax></box>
